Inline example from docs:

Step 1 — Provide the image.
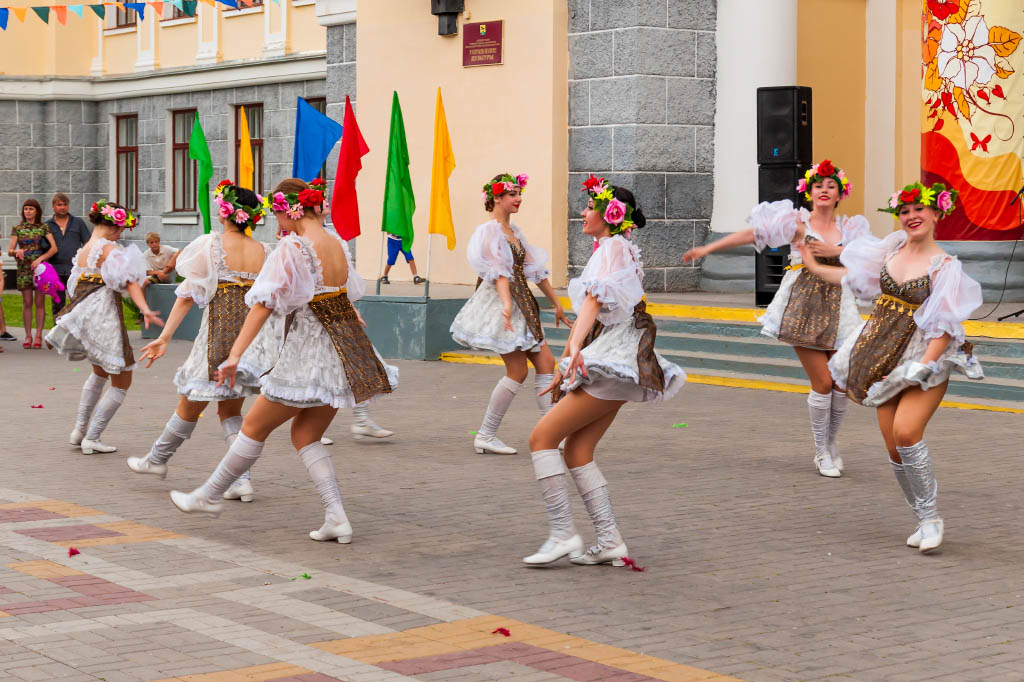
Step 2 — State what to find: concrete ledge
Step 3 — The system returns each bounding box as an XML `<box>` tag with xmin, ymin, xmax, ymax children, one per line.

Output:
<box><xmin>141</xmin><ymin>284</ymin><xmax>202</xmax><ymax>340</ymax></box>
<box><xmin>940</xmin><ymin>240</ymin><xmax>1024</xmax><ymax>303</ymax></box>
<box><xmin>698</xmin><ymin>232</ymin><xmax>755</xmax><ymax>293</ymax></box>
<box><xmin>355</xmin><ymin>295</ymin><xmax>467</xmax><ymax>360</ymax></box>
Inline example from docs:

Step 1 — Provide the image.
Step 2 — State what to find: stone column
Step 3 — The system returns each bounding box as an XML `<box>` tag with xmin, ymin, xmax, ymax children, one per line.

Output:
<box><xmin>567</xmin><ymin>0</ymin><xmax>717</xmax><ymax>292</ymax></box>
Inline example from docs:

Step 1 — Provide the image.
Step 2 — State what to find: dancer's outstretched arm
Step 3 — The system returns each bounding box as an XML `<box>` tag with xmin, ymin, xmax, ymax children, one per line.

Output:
<box><xmin>139</xmin><ymin>297</ymin><xmax>193</xmax><ymax>366</ymax></box>
<box><xmin>495</xmin><ymin>275</ymin><xmax>514</xmax><ymax>331</ymax></box>
<box><xmin>215</xmin><ymin>303</ymin><xmax>272</xmax><ymax>388</ymax></box>
<box><xmin>535</xmin><ymin>278</ymin><xmax>573</xmax><ymax>328</ymax></box>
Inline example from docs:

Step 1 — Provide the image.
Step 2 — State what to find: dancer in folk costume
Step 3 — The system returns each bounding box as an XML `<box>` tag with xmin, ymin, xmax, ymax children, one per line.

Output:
<box><xmin>46</xmin><ymin>200</ymin><xmax>163</xmax><ymax>454</ymax></box>
<box><xmin>169</xmin><ymin>178</ymin><xmax>397</xmax><ymax>543</ymax></box>
<box><xmin>683</xmin><ymin>160</ymin><xmax>869</xmax><ymax>477</ymax></box>
<box><xmin>450</xmin><ymin>173</ymin><xmax>572</xmax><ymax>454</ymax></box>
<box><xmin>803</xmin><ymin>182</ymin><xmax>983</xmax><ymax>553</ymax></box>
<box><xmin>127</xmin><ymin>182</ymin><xmax>281</xmax><ymax>503</ymax></box>
<box><xmin>524</xmin><ymin>177</ymin><xmax>685</xmax><ymax>567</ymax></box>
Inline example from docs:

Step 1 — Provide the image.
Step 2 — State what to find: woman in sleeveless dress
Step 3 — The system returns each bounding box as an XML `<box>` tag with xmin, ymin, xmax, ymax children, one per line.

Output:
<box><xmin>45</xmin><ymin>200</ymin><xmax>163</xmax><ymax>454</ymax></box>
<box><xmin>683</xmin><ymin>160</ymin><xmax>869</xmax><ymax>478</ymax></box>
<box><xmin>168</xmin><ymin>178</ymin><xmax>397</xmax><ymax>544</ymax></box>
<box><xmin>524</xmin><ymin>177</ymin><xmax>685</xmax><ymax>567</ymax></box>
<box><xmin>802</xmin><ymin>182</ymin><xmax>983</xmax><ymax>553</ymax></box>
<box><xmin>127</xmin><ymin>183</ymin><xmax>280</xmax><ymax>504</ymax></box>
<box><xmin>450</xmin><ymin>173</ymin><xmax>572</xmax><ymax>455</ymax></box>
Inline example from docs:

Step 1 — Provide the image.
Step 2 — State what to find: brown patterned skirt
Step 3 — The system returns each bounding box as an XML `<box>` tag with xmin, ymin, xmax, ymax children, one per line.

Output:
<box><xmin>207</xmin><ymin>281</ymin><xmax>253</xmax><ymax>381</ymax></box>
<box><xmin>57</xmin><ymin>274</ymin><xmax>134</xmax><ymax>368</ymax></box>
<box><xmin>844</xmin><ymin>296</ymin><xmax>919</xmax><ymax>404</ymax></box>
<box><xmin>777</xmin><ymin>264</ymin><xmax>843</xmax><ymax>350</ymax></box>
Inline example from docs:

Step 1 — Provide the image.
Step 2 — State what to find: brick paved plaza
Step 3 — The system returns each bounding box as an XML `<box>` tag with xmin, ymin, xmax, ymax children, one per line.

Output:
<box><xmin>0</xmin><ymin>334</ymin><xmax>1021</xmax><ymax>682</ymax></box>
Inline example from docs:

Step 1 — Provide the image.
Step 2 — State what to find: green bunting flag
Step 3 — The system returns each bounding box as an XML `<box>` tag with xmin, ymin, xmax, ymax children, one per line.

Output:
<box><xmin>381</xmin><ymin>91</ymin><xmax>416</xmax><ymax>252</ymax></box>
<box><xmin>31</xmin><ymin>6</ymin><xmax>49</xmax><ymax>23</ymax></box>
<box><xmin>88</xmin><ymin>5</ymin><xmax>105</xmax><ymax>19</ymax></box>
<box><xmin>188</xmin><ymin>116</ymin><xmax>214</xmax><ymax>234</ymax></box>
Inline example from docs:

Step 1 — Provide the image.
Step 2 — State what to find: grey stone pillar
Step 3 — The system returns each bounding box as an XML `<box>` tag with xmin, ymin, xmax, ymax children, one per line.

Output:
<box><xmin>567</xmin><ymin>0</ymin><xmax>716</xmax><ymax>291</ymax></box>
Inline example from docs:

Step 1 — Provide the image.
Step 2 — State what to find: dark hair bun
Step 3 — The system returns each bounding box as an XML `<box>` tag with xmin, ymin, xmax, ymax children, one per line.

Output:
<box><xmin>88</xmin><ymin>210</ymin><xmax>104</xmax><ymax>225</ymax></box>
<box><xmin>233</xmin><ymin>186</ymin><xmax>260</xmax><ymax>209</ymax></box>
<box><xmin>631</xmin><ymin>207</ymin><xmax>647</xmax><ymax>229</ymax></box>
<box><xmin>611</xmin><ymin>186</ymin><xmax>645</xmax><ymax>230</ymax></box>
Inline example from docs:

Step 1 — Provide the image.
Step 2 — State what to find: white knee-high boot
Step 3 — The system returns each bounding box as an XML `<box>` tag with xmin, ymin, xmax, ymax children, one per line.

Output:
<box><xmin>220</xmin><ymin>416</ymin><xmax>250</xmax><ymax>482</ymax></box>
<box><xmin>808</xmin><ymin>389</ymin><xmax>839</xmax><ymax>477</ymax></box>
<box><xmin>81</xmin><ymin>387</ymin><xmax>128</xmax><ymax>454</ymax></box>
<box><xmin>897</xmin><ymin>441</ymin><xmax>943</xmax><ymax>553</ymax></box>
<box><xmin>828</xmin><ymin>389</ymin><xmax>848</xmax><ymax>470</ymax></box>
<box><xmin>569</xmin><ymin>462</ymin><xmax>628</xmax><ymax>566</ymax></box>
<box><xmin>170</xmin><ymin>433</ymin><xmax>264</xmax><ymax>516</ymax></box>
<box><xmin>522</xmin><ymin>449</ymin><xmax>582</xmax><ymax>565</ymax></box>
<box><xmin>71</xmin><ymin>373</ymin><xmax>107</xmax><ymax>444</ymax></box>
<box><xmin>351</xmin><ymin>402</ymin><xmax>394</xmax><ymax>439</ymax></box>
<box><xmin>890</xmin><ymin>459</ymin><xmax>923</xmax><ymax>548</ymax></box>
<box><xmin>299</xmin><ymin>441</ymin><xmax>352</xmax><ymax>543</ymax></box>
<box><xmin>127</xmin><ymin>413</ymin><xmax>197</xmax><ymax>478</ymax></box>
<box><xmin>474</xmin><ymin>376</ymin><xmax>522</xmax><ymax>454</ymax></box>
<box><xmin>534</xmin><ymin>373</ymin><xmax>554</xmax><ymax>417</ymax></box>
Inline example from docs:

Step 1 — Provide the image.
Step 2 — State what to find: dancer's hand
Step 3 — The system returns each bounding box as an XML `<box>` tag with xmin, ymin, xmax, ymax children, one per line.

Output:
<box><xmin>355</xmin><ymin>309</ymin><xmax>367</xmax><ymax>327</ymax></box>
<box><xmin>796</xmin><ymin>242</ymin><xmax>817</xmax><ymax>268</ymax></box>
<box><xmin>565</xmin><ymin>341</ymin><xmax>588</xmax><ymax>384</ymax></box>
<box><xmin>140</xmin><ymin>309</ymin><xmax>164</xmax><ymax>330</ymax></box>
<box><xmin>216</xmin><ymin>355</ymin><xmax>240</xmax><ymax>389</ymax></box>
<box><xmin>14</xmin><ymin>248</ymin><xmax>25</xmax><ymax>260</ymax></box>
<box><xmin>139</xmin><ymin>337</ymin><xmax>168</xmax><ymax>368</ymax></box>
<box><xmin>553</xmin><ymin>305</ymin><xmax>573</xmax><ymax>328</ymax></box>
<box><xmin>681</xmin><ymin>245</ymin><xmax>709</xmax><ymax>264</ymax></box>
<box><xmin>539</xmin><ymin>369</ymin><xmax>563</xmax><ymax>397</ymax></box>
<box><xmin>502</xmin><ymin>303</ymin><xmax>514</xmax><ymax>331</ymax></box>
<box><xmin>808</xmin><ymin>242</ymin><xmax>842</xmax><ymax>259</ymax></box>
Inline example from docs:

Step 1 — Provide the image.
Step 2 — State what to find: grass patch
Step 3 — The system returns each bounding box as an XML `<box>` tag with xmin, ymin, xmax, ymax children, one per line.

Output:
<box><xmin>1</xmin><ymin>291</ymin><xmax>140</xmax><ymax>332</ymax></box>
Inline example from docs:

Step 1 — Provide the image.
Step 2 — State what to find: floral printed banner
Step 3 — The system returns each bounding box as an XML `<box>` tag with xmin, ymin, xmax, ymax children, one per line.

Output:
<box><xmin>922</xmin><ymin>0</ymin><xmax>1023</xmax><ymax>240</ymax></box>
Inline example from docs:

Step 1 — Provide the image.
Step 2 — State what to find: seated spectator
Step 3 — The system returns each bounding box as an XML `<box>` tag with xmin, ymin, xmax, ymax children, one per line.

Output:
<box><xmin>142</xmin><ymin>232</ymin><xmax>179</xmax><ymax>289</ymax></box>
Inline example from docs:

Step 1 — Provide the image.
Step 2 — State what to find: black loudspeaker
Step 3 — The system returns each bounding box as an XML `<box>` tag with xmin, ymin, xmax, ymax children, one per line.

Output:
<box><xmin>756</xmin><ymin>86</ymin><xmax>812</xmax><ymax>165</ymax></box>
<box><xmin>758</xmin><ymin>163</ymin><xmax>803</xmax><ymax>204</ymax></box>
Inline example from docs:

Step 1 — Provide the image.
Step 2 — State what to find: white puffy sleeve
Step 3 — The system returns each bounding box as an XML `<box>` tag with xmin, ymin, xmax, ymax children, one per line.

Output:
<box><xmin>839</xmin><ymin>231</ymin><xmax>905</xmax><ymax>302</ymax></box>
<box><xmin>173</xmin><ymin>233</ymin><xmax>219</xmax><ymax>307</ymax></box>
<box><xmin>840</xmin><ymin>214</ymin><xmax>872</xmax><ymax>245</ymax></box>
<box><xmin>245</xmin><ymin>236</ymin><xmax>315</xmax><ymax>314</ymax></box>
<box><xmin>99</xmin><ymin>244</ymin><xmax>147</xmax><ymax>293</ymax></box>
<box><xmin>567</xmin><ymin>235</ymin><xmax>644</xmax><ymax>325</ymax></box>
<box><xmin>747</xmin><ymin>200</ymin><xmax>800</xmax><ymax>252</ymax></box>
<box><xmin>914</xmin><ymin>257</ymin><xmax>981</xmax><ymax>346</ymax></box>
<box><xmin>466</xmin><ymin>221</ymin><xmax>514</xmax><ymax>282</ymax></box>
<box><xmin>515</xmin><ymin>227</ymin><xmax>551</xmax><ymax>283</ymax></box>
<box><xmin>339</xmin><ymin>237</ymin><xmax>366</xmax><ymax>303</ymax></box>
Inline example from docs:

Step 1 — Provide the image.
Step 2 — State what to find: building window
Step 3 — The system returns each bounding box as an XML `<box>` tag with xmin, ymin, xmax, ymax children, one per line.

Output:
<box><xmin>172</xmin><ymin>109</ymin><xmax>197</xmax><ymax>212</ymax></box>
<box><xmin>307</xmin><ymin>97</ymin><xmax>329</xmax><ymax>181</ymax></box>
<box><xmin>169</xmin><ymin>4</ymin><xmax>189</xmax><ymax>19</ymax></box>
<box><xmin>114</xmin><ymin>6</ymin><xmax>137</xmax><ymax>27</ymax></box>
<box><xmin>235</xmin><ymin>104</ymin><xmax>264</xmax><ymax>194</ymax></box>
<box><xmin>115</xmin><ymin>114</ymin><xmax>138</xmax><ymax>211</ymax></box>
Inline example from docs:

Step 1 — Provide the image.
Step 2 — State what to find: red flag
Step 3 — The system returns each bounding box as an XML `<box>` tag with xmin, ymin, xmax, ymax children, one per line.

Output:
<box><xmin>331</xmin><ymin>96</ymin><xmax>370</xmax><ymax>240</ymax></box>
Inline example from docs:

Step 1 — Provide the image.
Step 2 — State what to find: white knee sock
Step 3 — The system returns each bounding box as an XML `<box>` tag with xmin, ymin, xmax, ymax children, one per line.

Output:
<box><xmin>196</xmin><ymin>433</ymin><xmax>263</xmax><ymax>503</ymax></box>
<box><xmin>807</xmin><ymin>389</ymin><xmax>832</xmax><ymax>460</ymax></box>
<box><xmin>85</xmin><ymin>387</ymin><xmax>128</xmax><ymax>441</ymax></box>
<box><xmin>570</xmin><ymin>461</ymin><xmax>622</xmax><ymax>549</ymax></box>
<box><xmin>534</xmin><ymin>374</ymin><xmax>554</xmax><ymax>416</ymax></box>
<box><xmin>298</xmin><ymin>441</ymin><xmax>347</xmax><ymax>523</ymax></box>
<box><xmin>147</xmin><ymin>413</ymin><xmax>198</xmax><ymax>465</ymax></box>
<box><xmin>220</xmin><ymin>416</ymin><xmax>249</xmax><ymax>480</ymax></box>
<box><xmin>828</xmin><ymin>389</ymin><xmax>848</xmax><ymax>448</ymax></box>
<box><xmin>531</xmin><ymin>449</ymin><xmax>576</xmax><ymax>541</ymax></box>
<box><xmin>478</xmin><ymin>376</ymin><xmax>523</xmax><ymax>439</ymax></box>
<box><xmin>76</xmin><ymin>373</ymin><xmax>108</xmax><ymax>431</ymax></box>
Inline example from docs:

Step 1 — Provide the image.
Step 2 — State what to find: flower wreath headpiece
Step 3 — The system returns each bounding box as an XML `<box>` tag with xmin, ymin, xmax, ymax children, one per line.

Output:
<box><xmin>581</xmin><ymin>174</ymin><xmax>635</xmax><ymax>235</ymax></box>
<box><xmin>879</xmin><ymin>181</ymin><xmax>958</xmax><ymax>217</ymax></box>
<box><xmin>90</xmin><ymin>199</ymin><xmax>137</xmax><ymax>230</ymax></box>
<box><xmin>214</xmin><ymin>180</ymin><xmax>266</xmax><ymax>237</ymax></box>
<box><xmin>481</xmin><ymin>173</ymin><xmax>528</xmax><ymax>205</ymax></box>
<box><xmin>263</xmin><ymin>178</ymin><xmax>328</xmax><ymax>221</ymax></box>
<box><xmin>796</xmin><ymin>159</ymin><xmax>852</xmax><ymax>202</ymax></box>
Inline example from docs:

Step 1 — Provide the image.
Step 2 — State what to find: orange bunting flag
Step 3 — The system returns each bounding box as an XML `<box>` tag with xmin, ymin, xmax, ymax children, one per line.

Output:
<box><xmin>150</xmin><ymin>1</ymin><xmax>164</xmax><ymax>14</ymax></box>
<box><xmin>12</xmin><ymin>7</ymin><xmax>26</xmax><ymax>21</ymax></box>
<box><xmin>53</xmin><ymin>6</ymin><xmax>68</xmax><ymax>24</ymax></box>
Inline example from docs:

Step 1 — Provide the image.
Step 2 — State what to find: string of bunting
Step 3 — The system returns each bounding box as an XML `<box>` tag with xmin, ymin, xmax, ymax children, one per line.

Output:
<box><xmin>0</xmin><ymin>0</ymin><xmax>281</xmax><ymax>29</ymax></box>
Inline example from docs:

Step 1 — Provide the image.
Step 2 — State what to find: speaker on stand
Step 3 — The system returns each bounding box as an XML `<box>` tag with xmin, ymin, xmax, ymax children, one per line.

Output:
<box><xmin>754</xmin><ymin>86</ymin><xmax>812</xmax><ymax>307</ymax></box>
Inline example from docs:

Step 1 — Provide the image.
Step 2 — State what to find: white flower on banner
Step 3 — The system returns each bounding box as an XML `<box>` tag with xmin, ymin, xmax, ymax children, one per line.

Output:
<box><xmin>936</xmin><ymin>16</ymin><xmax>998</xmax><ymax>90</ymax></box>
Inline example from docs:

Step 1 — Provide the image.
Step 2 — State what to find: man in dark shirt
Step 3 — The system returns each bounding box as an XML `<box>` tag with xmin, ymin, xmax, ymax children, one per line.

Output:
<box><xmin>46</xmin><ymin>192</ymin><xmax>92</xmax><ymax>314</ymax></box>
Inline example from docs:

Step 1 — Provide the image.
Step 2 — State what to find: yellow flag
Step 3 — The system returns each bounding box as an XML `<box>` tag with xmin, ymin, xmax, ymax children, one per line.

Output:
<box><xmin>238</xmin><ymin>106</ymin><xmax>254</xmax><ymax>190</ymax></box>
<box><xmin>427</xmin><ymin>88</ymin><xmax>456</xmax><ymax>250</ymax></box>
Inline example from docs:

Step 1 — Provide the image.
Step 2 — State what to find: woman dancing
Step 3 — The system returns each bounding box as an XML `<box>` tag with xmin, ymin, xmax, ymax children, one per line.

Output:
<box><xmin>683</xmin><ymin>160</ymin><xmax>868</xmax><ymax>478</ymax></box>
<box><xmin>169</xmin><ymin>178</ymin><xmax>397</xmax><ymax>543</ymax></box>
<box><xmin>46</xmin><ymin>200</ymin><xmax>163</xmax><ymax>454</ymax></box>
<box><xmin>802</xmin><ymin>182</ymin><xmax>983</xmax><ymax>553</ymax></box>
<box><xmin>524</xmin><ymin>176</ymin><xmax>685</xmax><ymax>567</ymax></box>
<box><xmin>128</xmin><ymin>182</ymin><xmax>280</xmax><ymax>504</ymax></box>
<box><xmin>8</xmin><ymin>199</ymin><xmax>58</xmax><ymax>349</ymax></box>
<box><xmin>450</xmin><ymin>173</ymin><xmax>571</xmax><ymax>455</ymax></box>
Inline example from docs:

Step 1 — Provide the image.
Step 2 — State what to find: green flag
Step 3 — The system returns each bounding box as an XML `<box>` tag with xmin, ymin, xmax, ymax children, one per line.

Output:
<box><xmin>381</xmin><ymin>91</ymin><xmax>415</xmax><ymax>251</ymax></box>
<box><xmin>188</xmin><ymin>116</ymin><xmax>214</xmax><ymax>234</ymax></box>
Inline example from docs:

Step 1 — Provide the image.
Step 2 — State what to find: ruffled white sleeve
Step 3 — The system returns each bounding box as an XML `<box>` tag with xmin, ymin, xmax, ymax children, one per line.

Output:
<box><xmin>466</xmin><ymin>222</ymin><xmax>514</xmax><ymax>282</ymax></box>
<box><xmin>173</xmin><ymin>233</ymin><xmax>219</xmax><ymax>307</ymax></box>
<box><xmin>99</xmin><ymin>244</ymin><xmax>147</xmax><ymax>293</ymax></box>
<box><xmin>515</xmin><ymin>227</ymin><xmax>551</xmax><ymax>283</ymax></box>
<box><xmin>339</xmin><ymin>236</ymin><xmax>366</xmax><ymax>303</ymax></box>
<box><xmin>914</xmin><ymin>257</ymin><xmax>981</xmax><ymax>346</ymax></box>
<box><xmin>840</xmin><ymin>214</ymin><xmax>872</xmax><ymax>245</ymax></box>
<box><xmin>747</xmin><ymin>199</ymin><xmax>800</xmax><ymax>252</ymax></box>
<box><xmin>567</xmin><ymin>235</ymin><xmax>644</xmax><ymax>325</ymax></box>
<box><xmin>245</xmin><ymin>236</ymin><xmax>315</xmax><ymax>314</ymax></box>
<box><xmin>839</xmin><ymin>231</ymin><xmax>905</xmax><ymax>302</ymax></box>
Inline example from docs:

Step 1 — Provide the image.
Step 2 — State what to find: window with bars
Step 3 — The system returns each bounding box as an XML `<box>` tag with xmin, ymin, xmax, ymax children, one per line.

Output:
<box><xmin>235</xmin><ymin>104</ymin><xmax>264</xmax><ymax>195</ymax></box>
<box><xmin>114</xmin><ymin>6</ymin><xmax>137</xmax><ymax>27</ymax></box>
<box><xmin>307</xmin><ymin>97</ymin><xmax>329</xmax><ymax>182</ymax></box>
<box><xmin>115</xmin><ymin>115</ymin><xmax>138</xmax><ymax>211</ymax></box>
<box><xmin>172</xmin><ymin>110</ymin><xmax>197</xmax><ymax>212</ymax></box>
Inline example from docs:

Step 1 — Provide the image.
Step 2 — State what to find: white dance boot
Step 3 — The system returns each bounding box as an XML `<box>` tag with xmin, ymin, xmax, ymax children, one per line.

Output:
<box><xmin>71</xmin><ymin>373</ymin><xmax>107</xmax><ymax>445</ymax></box>
<box><xmin>523</xmin><ymin>449</ymin><xmax>583</xmax><ymax>565</ymax></box>
<box><xmin>827</xmin><ymin>389</ymin><xmax>848</xmax><ymax>471</ymax></box>
<box><xmin>808</xmin><ymin>390</ymin><xmax>840</xmax><ymax>477</ymax></box>
<box><xmin>171</xmin><ymin>432</ymin><xmax>264</xmax><ymax>517</ymax></box>
<box><xmin>81</xmin><ymin>387</ymin><xmax>127</xmax><ymax>454</ymax></box>
<box><xmin>128</xmin><ymin>413</ymin><xmax>198</xmax><ymax>479</ymax></box>
<box><xmin>897</xmin><ymin>441</ymin><xmax>943</xmax><ymax>554</ymax></box>
<box><xmin>299</xmin><ymin>442</ymin><xmax>353</xmax><ymax>543</ymax></box>
<box><xmin>890</xmin><ymin>459</ymin><xmax>922</xmax><ymax>547</ymax></box>
<box><xmin>351</xmin><ymin>402</ymin><xmax>394</xmax><ymax>440</ymax></box>
<box><xmin>568</xmin><ymin>462</ymin><xmax>628</xmax><ymax>566</ymax></box>
<box><xmin>474</xmin><ymin>377</ymin><xmax>522</xmax><ymax>454</ymax></box>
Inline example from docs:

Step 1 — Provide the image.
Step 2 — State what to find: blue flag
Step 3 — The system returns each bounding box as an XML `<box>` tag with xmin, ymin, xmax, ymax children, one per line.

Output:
<box><xmin>292</xmin><ymin>97</ymin><xmax>343</xmax><ymax>182</ymax></box>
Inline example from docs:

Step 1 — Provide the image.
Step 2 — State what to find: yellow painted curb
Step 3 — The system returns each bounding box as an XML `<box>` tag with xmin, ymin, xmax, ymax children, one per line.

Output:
<box><xmin>555</xmin><ymin>297</ymin><xmax>1024</xmax><ymax>339</ymax></box>
<box><xmin>439</xmin><ymin>353</ymin><xmax>1024</xmax><ymax>414</ymax></box>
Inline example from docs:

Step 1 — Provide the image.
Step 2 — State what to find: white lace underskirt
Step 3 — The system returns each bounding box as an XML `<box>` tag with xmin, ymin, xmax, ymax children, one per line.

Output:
<box><xmin>450</xmin><ymin>279</ymin><xmax>543</xmax><ymax>354</ymax></box>
<box><xmin>173</xmin><ymin>307</ymin><xmax>283</xmax><ymax>403</ymax></box>
<box><xmin>757</xmin><ymin>268</ymin><xmax>863</xmax><ymax>351</ymax></box>
<box><xmin>44</xmin><ymin>288</ymin><xmax>136</xmax><ymax>374</ymax></box>
<box><xmin>829</xmin><ymin>321</ymin><xmax>984</xmax><ymax>407</ymax></box>
<box><xmin>558</xmin><ymin>320</ymin><xmax>686</xmax><ymax>403</ymax></box>
<box><xmin>260</xmin><ymin>306</ymin><xmax>399</xmax><ymax>409</ymax></box>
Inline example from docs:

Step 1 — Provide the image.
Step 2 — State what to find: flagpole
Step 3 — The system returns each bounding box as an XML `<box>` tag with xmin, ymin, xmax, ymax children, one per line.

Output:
<box><xmin>424</xmin><ymin>233</ymin><xmax>432</xmax><ymax>299</ymax></box>
<box><xmin>376</xmin><ymin>232</ymin><xmax>385</xmax><ymax>296</ymax></box>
